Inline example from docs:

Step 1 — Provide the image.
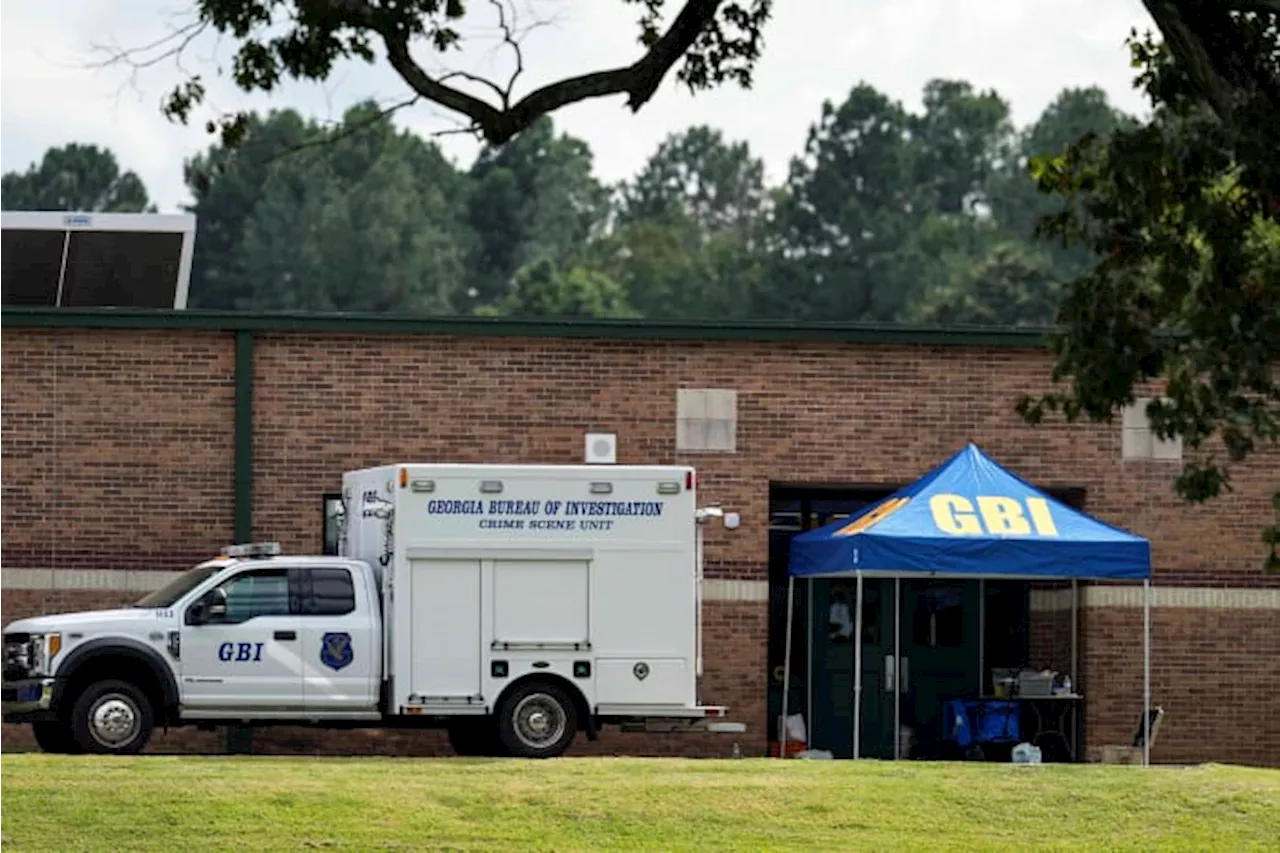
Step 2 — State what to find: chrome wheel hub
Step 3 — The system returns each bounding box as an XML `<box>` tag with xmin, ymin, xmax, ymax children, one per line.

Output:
<box><xmin>513</xmin><ymin>694</ymin><xmax>565</xmax><ymax>749</ymax></box>
<box><xmin>89</xmin><ymin>694</ymin><xmax>139</xmax><ymax>748</ymax></box>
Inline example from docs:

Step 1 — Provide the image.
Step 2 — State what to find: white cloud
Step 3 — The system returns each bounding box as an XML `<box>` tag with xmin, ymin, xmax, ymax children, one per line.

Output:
<box><xmin>1</xmin><ymin>0</ymin><xmax>1157</xmax><ymax>212</ymax></box>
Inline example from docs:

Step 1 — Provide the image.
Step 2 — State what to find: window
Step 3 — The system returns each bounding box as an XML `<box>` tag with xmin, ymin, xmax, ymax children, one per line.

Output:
<box><xmin>321</xmin><ymin>493</ymin><xmax>344</xmax><ymax>556</ymax></box>
<box><xmin>301</xmin><ymin>567</ymin><xmax>356</xmax><ymax>616</ymax></box>
<box><xmin>912</xmin><ymin>584</ymin><xmax>965</xmax><ymax>648</ymax></box>
<box><xmin>219</xmin><ymin>569</ymin><xmax>291</xmax><ymax>624</ymax></box>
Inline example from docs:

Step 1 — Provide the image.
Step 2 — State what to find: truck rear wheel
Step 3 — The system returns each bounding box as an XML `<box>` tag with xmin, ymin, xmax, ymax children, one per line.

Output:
<box><xmin>496</xmin><ymin>681</ymin><xmax>577</xmax><ymax>759</ymax></box>
<box><xmin>32</xmin><ymin>721</ymin><xmax>82</xmax><ymax>754</ymax></box>
<box><xmin>69</xmin><ymin>679</ymin><xmax>154</xmax><ymax>755</ymax></box>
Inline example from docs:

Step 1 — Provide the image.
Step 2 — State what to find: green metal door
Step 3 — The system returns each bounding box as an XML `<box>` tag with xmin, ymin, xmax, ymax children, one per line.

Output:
<box><xmin>808</xmin><ymin>577</ymin><xmax>895</xmax><ymax>758</ymax></box>
<box><xmin>897</xmin><ymin>578</ymin><xmax>983</xmax><ymax>757</ymax></box>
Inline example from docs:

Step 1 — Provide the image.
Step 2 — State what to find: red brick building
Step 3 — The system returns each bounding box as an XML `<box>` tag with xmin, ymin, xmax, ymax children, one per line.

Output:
<box><xmin>2</xmin><ymin>308</ymin><xmax>1277</xmax><ymax>765</ymax></box>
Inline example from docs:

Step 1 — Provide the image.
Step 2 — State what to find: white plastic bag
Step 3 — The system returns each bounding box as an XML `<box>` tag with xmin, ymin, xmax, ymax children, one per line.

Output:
<box><xmin>1011</xmin><ymin>742</ymin><xmax>1042</xmax><ymax>765</ymax></box>
<box><xmin>777</xmin><ymin>713</ymin><xmax>807</xmax><ymax>743</ymax></box>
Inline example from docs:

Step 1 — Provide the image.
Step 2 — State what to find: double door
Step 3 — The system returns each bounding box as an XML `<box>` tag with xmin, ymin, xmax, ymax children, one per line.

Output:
<box><xmin>808</xmin><ymin>577</ymin><xmax>981</xmax><ymax>759</ymax></box>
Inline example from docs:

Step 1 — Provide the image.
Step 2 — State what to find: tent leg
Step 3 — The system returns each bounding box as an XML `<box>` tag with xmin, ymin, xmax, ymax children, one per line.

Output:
<box><xmin>977</xmin><ymin>579</ymin><xmax>985</xmax><ymax>696</ymax></box>
<box><xmin>806</xmin><ymin>579</ymin><xmax>814</xmax><ymax>749</ymax></box>
<box><xmin>1071</xmin><ymin>580</ymin><xmax>1079</xmax><ymax>685</ymax></box>
<box><xmin>1143</xmin><ymin>578</ymin><xmax>1151</xmax><ymax>767</ymax></box>
<box><xmin>893</xmin><ymin>577</ymin><xmax>901</xmax><ymax>760</ymax></box>
<box><xmin>853</xmin><ymin>572</ymin><xmax>864</xmax><ymax>760</ymax></box>
<box><xmin>781</xmin><ymin>575</ymin><xmax>795</xmax><ymax>759</ymax></box>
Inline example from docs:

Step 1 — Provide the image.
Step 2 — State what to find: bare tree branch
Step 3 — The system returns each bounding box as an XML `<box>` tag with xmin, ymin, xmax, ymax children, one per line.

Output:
<box><xmin>283</xmin><ymin>94</ymin><xmax>423</xmax><ymax>157</ymax></box>
<box><xmin>85</xmin><ymin>19</ymin><xmax>208</xmax><ymax>72</ymax></box>
<box><xmin>488</xmin><ymin>0</ymin><xmax>525</xmax><ymax>110</ymax></box>
<box><xmin>94</xmin><ymin>0</ymin><xmax>757</xmax><ymax>148</ymax></box>
<box><xmin>368</xmin><ymin>0</ymin><xmax>725</xmax><ymax>144</ymax></box>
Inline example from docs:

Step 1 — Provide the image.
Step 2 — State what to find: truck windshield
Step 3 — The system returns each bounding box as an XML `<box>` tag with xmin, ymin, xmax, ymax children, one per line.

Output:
<box><xmin>133</xmin><ymin>564</ymin><xmax>226</xmax><ymax>608</ymax></box>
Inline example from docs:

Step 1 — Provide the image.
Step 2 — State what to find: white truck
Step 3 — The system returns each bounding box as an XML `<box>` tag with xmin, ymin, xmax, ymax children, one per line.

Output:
<box><xmin>2</xmin><ymin>463</ymin><xmax>740</xmax><ymax>757</ymax></box>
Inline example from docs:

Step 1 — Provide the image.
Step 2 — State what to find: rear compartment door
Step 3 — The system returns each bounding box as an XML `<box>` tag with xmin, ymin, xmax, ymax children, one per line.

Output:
<box><xmin>409</xmin><ymin>557</ymin><xmax>483</xmax><ymax>702</ymax></box>
<box><xmin>492</xmin><ymin>558</ymin><xmax>590</xmax><ymax>648</ymax></box>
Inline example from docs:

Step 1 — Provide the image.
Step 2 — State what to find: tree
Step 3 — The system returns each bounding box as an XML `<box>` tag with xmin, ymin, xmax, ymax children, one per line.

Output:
<box><xmin>909</xmin><ymin>80</ymin><xmax>1014</xmax><ymax>215</ymax></box>
<box><xmin>905</xmin><ymin>229</ymin><xmax>1060</xmax><ymax>327</ymax></box>
<box><xmin>1019</xmin><ymin>23</ymin><xmax>1280</xmax><ymax>571</ymax></box>
<box><xmin>1</xmin><ymin>144</ymin><xmax>153</xmax><ymax>212</ymax></box>
<box><xmin>591</xmin><ymin>126</ymin><xmax>768</xmax><ymax>319</ymax></box>
<box><xmin>120</xmin><ymin>0</ymin><xmax>770</xmax><ymax>149</ymax></box>
<box><xmin>760</xmin><ymin>84</ymin><xmax>927</xmax><ymax>322</ymax></box>
<box><xmin>985</xmin><ymin>87</ymin><xmax>1136</xmax><ymax>244</ymax></box>
<box><xmin>464</xmin><ymin>117</ymin><xmax>609</xmax><ymax>312</ymax></box>
<box><xmin>184</xmin><ymin>110</ymin><xmax>314</xmax><ymax>309</ymax></box>
<box><xmin>187</xmin><ymin>102</ymin><xmax>472</xmax><ymax>313</ymax></box>
<box><xmin>477</xmin><ymin>257</ymin><xmax>638</xmax><ymax>318</ymax></box>
<box><xmin>617</xmin><ymin>125</ymin><xmax>767</xmax><ymax>232</ymax></box>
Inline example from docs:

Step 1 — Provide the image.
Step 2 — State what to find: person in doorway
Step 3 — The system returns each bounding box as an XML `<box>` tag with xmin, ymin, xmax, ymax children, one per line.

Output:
<box><xmin>828</xmin><ymin>588</ymin><xmax>854</xmax><ymax>642</ymax></box>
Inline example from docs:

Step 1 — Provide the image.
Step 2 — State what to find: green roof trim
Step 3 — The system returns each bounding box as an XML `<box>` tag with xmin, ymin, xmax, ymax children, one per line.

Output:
<box><xmin>1</xmin><ymin>307</ymin><xmax>1054</xmax><ymax>347</ymax></box>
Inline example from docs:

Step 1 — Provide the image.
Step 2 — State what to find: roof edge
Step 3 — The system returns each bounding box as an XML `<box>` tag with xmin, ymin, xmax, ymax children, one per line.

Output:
<box><xmin>1</xmin><ymin>307</ymin><xmax>1054</xmax><ymax>348</ymax></box>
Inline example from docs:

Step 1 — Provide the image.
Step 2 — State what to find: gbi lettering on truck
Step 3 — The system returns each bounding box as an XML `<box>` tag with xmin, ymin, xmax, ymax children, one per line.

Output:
<box><xmin>1</xmin><ymin>463</ymin><xmax>743</xmax><ymax>758</ymax></box>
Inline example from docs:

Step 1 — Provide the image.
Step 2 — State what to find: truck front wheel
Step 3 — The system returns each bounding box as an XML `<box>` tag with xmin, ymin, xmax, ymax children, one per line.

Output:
<box><xmin>496</xmin><ymin>681</ymin><xmax>577</xmax><ymax>759</ymax></box>
<box><xmin>32</xmin><ymin>721</ymin><xmax>82</xmax><ymax>754</ymax></box>
<box><xmin>69</xmin><ymin>679</ymin><xmax>155</xmax><ymax>755</ymax></box>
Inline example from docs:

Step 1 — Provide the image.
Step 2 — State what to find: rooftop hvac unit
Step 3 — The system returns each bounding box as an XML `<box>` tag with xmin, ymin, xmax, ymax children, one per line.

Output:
<box><xmin>1</xmin><ymin>211</ymin><xmax>197</xmax><ymax>309</ymax></box>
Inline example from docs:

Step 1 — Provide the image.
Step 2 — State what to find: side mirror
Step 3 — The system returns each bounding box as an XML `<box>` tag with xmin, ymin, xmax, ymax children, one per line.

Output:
<box><xmin>186</xmin><ymin>589</ymin><xmax>228</xmax><ymax>625</ymax></box>
<box><xmin>205</xmin><ymin>588</ymin><xmax>228</xmax><ymax>620</ymax></box>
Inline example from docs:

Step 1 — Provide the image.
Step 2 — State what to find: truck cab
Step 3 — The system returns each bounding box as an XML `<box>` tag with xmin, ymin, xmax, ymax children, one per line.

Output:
<box><xmin>3</xmin><ymin>543</ymin><xmax>382</xmax><ymax>754</ymax></box>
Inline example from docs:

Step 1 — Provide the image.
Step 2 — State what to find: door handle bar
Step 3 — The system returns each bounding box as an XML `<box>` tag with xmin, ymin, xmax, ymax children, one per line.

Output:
<box><xmin>274</xmin><ymin>630</ymin><xmax>297</xmax><ymax>641</ymax></box>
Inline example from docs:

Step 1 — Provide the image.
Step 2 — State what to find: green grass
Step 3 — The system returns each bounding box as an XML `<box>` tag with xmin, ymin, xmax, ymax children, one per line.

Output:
<box><xmin>2</xmin><ymin>756</ymin><xmax>1277</xmax><ymax>852</ymax></box>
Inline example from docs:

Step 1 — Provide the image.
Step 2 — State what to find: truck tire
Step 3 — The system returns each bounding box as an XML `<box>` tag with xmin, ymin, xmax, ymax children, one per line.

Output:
<box><xmin>447</xmin><ymin>718</ymin><xmax>504</xmax><ymax>757</ymax></box>
<box><xmin>69</xmin><ymin>679</ymin><xmax>154</xmax><ymax>755</ymax></box>
<box><xmin>32</xmin><ymin>721</ymin><xmax>82</xmax><ymax>754</ymax></box>
<box><xmin>496</xmin><ymin>681</ymin><xmax>577</xmax><ymax>759</ymax></box>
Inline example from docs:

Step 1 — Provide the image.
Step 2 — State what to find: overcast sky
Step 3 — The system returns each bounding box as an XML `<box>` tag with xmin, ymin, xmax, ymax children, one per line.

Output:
<box><xmin>2</xmin><ymin>0</ymin><xmax>1157</xmax><ymax>212</ymax></box>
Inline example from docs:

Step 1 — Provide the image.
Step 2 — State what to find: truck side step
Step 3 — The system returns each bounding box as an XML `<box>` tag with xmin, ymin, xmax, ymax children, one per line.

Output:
<box><xmin>617</xmin><ymin>718</ymin><xmax>747</xmax><ymax>735</ymax></box>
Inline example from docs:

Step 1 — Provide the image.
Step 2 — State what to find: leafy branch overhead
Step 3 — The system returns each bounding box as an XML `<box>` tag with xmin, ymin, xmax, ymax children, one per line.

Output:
<box><xmin>149</xmin><ymin>0</ymin><xmax>770</xmax><ymax>148</ymax></box>
<box><xmin>1018</xmin><ymin>12</ymin><xmax>1280</xmax><ymax>571</ymax></box>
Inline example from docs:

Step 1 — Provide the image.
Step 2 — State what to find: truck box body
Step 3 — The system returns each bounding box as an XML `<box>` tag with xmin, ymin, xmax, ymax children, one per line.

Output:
<box><xmin>341</xmin><ymin>463</ymin><xmax>704</xmax><ymax>718</ymax></box>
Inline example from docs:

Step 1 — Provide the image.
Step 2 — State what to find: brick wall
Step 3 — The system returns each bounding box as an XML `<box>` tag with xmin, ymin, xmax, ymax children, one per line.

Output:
<box><xmin>2</xmin><ymin>325</ymin><xmax>1277</xmax><ymax>763</ymax></box>
<box><xmin>1</xmin><ymin>329</ymin><xmax>236</xmax><ymax>572</ymax></box>
<box><xmin>1079</xmin><ymin>604</ymin><xmax>1280</xmax><ymax>767</ymax></box>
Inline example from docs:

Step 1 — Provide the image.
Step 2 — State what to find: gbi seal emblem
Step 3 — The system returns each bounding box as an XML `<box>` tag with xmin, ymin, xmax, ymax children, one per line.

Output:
<box><xmin>320</xmin><ymin>632</ymin><xmax>353</xmax><ymax>671</ymax></box>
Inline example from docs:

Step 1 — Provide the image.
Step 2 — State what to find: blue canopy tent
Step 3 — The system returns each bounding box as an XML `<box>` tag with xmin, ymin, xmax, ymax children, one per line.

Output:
<box><xmin>779</xmin><ymin>442</ymin><xmax>1154</xmax><ymax>763</ymax></box>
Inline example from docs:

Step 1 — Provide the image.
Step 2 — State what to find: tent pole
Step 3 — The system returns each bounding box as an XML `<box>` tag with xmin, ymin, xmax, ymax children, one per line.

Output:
<box><xmin>1143</xmin><ymin>578</ymin><xmax>1151</xmax><ymax>767</ymax></box>
<box><xmin>853</xmin><ymin>571</ymin><xmax>864</xmax><ymax>760</ymax></box>
<box><xmin>806</xmin><ymin>579</ymin><xmax>814</xmax><ymax>749</ymax></box>
<box><xmin>1071</xmin><ymin>580</ymin><xmax>1079</xmax><ymax>686</ymax></box>
<box><xmin>781</xmin><ymin>575</ymin><xmax>795</xmax><ymax>759</ymax></box>
<box><xmin>894</xmin><ymin>576</ymin><xmax>901</xmax><ymax>760</ymax></box>
<box><xmin>977</xmin><ymin>578</ymin><xmax>985</xmax><ymax>696</ymax></box>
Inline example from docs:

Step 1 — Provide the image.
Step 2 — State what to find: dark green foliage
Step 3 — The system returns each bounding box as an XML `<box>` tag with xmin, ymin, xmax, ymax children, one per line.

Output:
<box><xmin>1</xmin><ymin>144</ymin><xmax>153</xmax><ymax>213</ymax></box>
<box><xmin>1018</xmin><ymin>24</ymin><xmax>1280</xmax><ymax>571</ymax></box>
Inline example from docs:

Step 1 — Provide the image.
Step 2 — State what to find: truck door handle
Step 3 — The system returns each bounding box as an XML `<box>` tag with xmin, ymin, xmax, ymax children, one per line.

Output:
<box><xmin>274</xmin><ymin>630</ymin><xmax>297</xmax><ymax>641</ymax></box>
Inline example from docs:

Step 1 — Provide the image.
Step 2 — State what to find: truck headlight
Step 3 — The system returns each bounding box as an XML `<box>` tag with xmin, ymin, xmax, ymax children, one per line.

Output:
<box><xmin>26</xmin><ymin>633</ymin><xmax>61</xmax><ymax>677</ymax></box>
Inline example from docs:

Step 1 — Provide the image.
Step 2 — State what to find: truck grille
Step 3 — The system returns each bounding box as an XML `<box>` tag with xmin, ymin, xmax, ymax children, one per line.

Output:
<box><xmin>1</xmin><ymin>627</ymin><xmax>32</xmax><ymax>681</ymax></box>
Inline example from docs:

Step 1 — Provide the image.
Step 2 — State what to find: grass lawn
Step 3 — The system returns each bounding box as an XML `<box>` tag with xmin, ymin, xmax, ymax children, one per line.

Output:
<box><xmin>1</xmin><ymin>755</ymin><xmax>1277</xmax><ymax>852</ymax></box>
